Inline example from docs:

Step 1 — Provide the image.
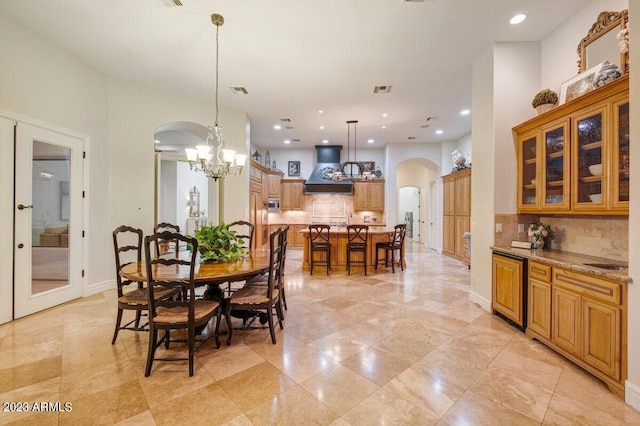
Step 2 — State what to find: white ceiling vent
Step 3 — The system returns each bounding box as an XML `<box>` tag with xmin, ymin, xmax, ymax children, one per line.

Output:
<box><xmin>280</xmin><ymin>118</ymin><xmax>291</xmax><ymax>123</ymax></box>
<box><xmin>229</xmin><ymin>87</ymin><xmax>248</xmax><ymax>94</ymax></box>
<box><xmin>159</xmin><ymin>0</ymin><xmax>183</xmax><ymax>7</ymax></box>
<box><xmin>373</xmin><ymin>85</ymin><xmax>392</xmax><ymax>94</ymax></box>
<box><xmin>403</xmin><ymin>0</ymin><xmax>434</xmax><ymax>3</ymax></box>
<box><xmin>285</xmin><ymin>126</ymin><xmax>294</xmax><ymax>130</ymax></box>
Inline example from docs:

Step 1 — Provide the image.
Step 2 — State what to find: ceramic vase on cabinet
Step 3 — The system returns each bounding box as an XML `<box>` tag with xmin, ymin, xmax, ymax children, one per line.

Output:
<box><xmin>593</xmin><ymin>61</ymin><xmax>622</xmax><ymax>88</ymax></box>
<box><xmin>531</xmin><ymin>237</ymin><xmax>545</xmax><ymax>250</ymax></box>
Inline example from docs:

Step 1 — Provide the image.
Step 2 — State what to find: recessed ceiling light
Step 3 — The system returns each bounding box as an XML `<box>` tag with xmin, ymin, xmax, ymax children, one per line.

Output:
<box><xmin>319</xmin><ymin>126</ymin><xmax>324</xmax><ymax>130</ymax></box>
<box><xmin>274</xmin><ymin>124</ymin><xmax>281</xmax><ymax>130</ymax></box>
<box><xmin>510</xmin><ymin>14</ymin><xmax>526</xmax><ymax>25</ymax></box>
<box><xmin>382</xmin><ymin>113</ymin><xmax>388</xmax><ymax>118</ymax></box>
<box><xmin>284</xmin><ymin>140</ymin><xmax>291</xmax><ymax>144</ymax></box>
<box><xmin>460</xmin><ymin>109</ymin><xmax>471</xmax><ymax>115</ymax></box>
<box><xmin>318</xmin><ymin>110</ymin><xmax>324</xmax><ymax>114</ymax></box>
<box><xmin>367</xmin><ymin>139</ymin><xmax>374</xmax><ymax>144</ymax></box>
<box><xmin>154</xmin><ymin>140</ymin><xmax>160</xmax><ymax>144</ymax></box>
<box><xmin>382</xmin><ymin>125</ymin><xmax>387</xmax><ymax>129</ymax></box>
<box><xmin>436</xmin><ymin>130</ymin><xmax>444</xmax><ymax>135</ymax></box>
<box><xmin>322</xmin><ymin>139</ymin><xmax>329</xmax><ymax>144</ymax></box>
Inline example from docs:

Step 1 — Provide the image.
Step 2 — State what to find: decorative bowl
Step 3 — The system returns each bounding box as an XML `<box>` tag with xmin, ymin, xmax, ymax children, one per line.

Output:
<box><xmin>589</xmin><ymin>193</ymin><xmax>602</xmax><ymax>203</ymax></box>
<box><xmin>588</xmin><ymin>164</ymin><xmax>602</xmax><ymax>176</ymax></box>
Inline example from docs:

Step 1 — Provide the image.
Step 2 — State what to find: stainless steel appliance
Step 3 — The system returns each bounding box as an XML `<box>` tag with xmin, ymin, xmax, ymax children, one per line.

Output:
<box><xmin>267</xmin><ymin>198</ymin><xmax>280</xmax><ymax>212</ymax></box>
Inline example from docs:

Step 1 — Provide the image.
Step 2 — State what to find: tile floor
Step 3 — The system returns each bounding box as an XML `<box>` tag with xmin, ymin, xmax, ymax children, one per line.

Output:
<box><xmin>1</xmin><ymin>243</ymin><xmax>640</xmax><ymax>425</ymax></box>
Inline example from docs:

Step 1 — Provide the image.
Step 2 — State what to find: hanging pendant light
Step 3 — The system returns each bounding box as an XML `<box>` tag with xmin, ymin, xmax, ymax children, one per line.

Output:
<box><xmin>185</xmin><ymin>14</ymin><xmax>247</xmax><ymax>181</ymax></box>
<box><xmin>340</xmin><ymin>120</ymin><xmax>362</xmax><ymax>179</ymax></box>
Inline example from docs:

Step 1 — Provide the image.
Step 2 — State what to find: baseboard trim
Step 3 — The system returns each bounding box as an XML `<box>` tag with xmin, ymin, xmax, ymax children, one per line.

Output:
<box><xmin>626</xmin><ymin>380</ymin><xmax>640</xmax><ymax>411</ymax></box>
<box><xmin>86</xmin><ymin>279</ymin><xmax>113</xmax><ymax>296</ymax></box>
<box><xmin>469</xmin><ymin>290</ymin><xmax>491</xmax><ymax>312</ymax></box>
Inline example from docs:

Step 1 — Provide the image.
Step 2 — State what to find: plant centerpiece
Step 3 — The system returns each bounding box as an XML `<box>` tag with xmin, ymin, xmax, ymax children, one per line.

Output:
<box><xmin>192</xmin><ymin>222</ymin><xmax>246</xmax><ymax>262</ymax></box>
<box><xmin>531</xmin><ymin>89</ymin><xmax>558</xmax><ymax>115</ymax></box>
<box><xmin>528</xmin><ymin>222</ymin><xmax>551</xmax><ymax>249</ymax></box>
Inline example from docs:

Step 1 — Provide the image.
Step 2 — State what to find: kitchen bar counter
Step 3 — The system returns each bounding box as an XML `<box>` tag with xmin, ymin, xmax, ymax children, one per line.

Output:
<box><xmin>301</xmin><ymin>227</ymin><xmax>398</xmax><ymax>272</ymax></box>
<box><xmin>491</xmin><ymin>246</ymin><xmax>631</xmax><ymax>283</ymax></box>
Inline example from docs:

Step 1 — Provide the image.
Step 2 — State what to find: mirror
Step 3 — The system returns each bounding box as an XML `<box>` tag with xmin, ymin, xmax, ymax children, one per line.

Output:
<box><xmin>577</xmin><ymin>9</ymin><xmax>628</xmax><ymax>74</ymax></box>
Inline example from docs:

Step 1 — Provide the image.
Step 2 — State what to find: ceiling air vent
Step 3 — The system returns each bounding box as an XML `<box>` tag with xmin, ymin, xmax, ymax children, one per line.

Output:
<box><xmin>285</xmin><ymin>126</ymin><xmax>294</xmax><ymax>130</ymax></box>
<box><xmin>373</xmin><ymin>85</ymin><xmax>392</xmax><ymax>94</ymax></box>
<box><xmin>420</xmin><ymin>124</ymin><xmax>431</xmax><ymax>129</ymax></box>
<box><xmin>425</xmin><ymin>116</ymin><xmax>436</xmax><ymax>121</ymax></box>
<box><xmin>280</xmin><ymin>118</ymin><xmax>291</xmax><ymax>123</ymax></box>
<box><xmin>229</xmin><ymin>87</ymin><xmax>248</xmax><ymax>94</ymax></box>
<box><xmin>408</xmin><ymin>136</ymin><xmax>417</xmax><ymax>140</ymax></box>
<box><xmin>159</xmin><ymin>0</ymin><xmax>183</xmax><ymax>7</ymax></box>
<box><xmin>292</xmin><ymin>139</ymin><xmax>300</xmax><ymax>142</ymax></box>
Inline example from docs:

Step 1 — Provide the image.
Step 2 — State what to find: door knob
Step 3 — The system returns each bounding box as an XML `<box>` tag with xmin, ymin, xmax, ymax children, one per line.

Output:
<box><xmin>18</xmin><ymin>204</ymin><xmax>33</xmax><ymax>210</ymax></box>
<box><xmin>18</xmin><ymin>243</ymin><xmax>24</xmax><ymax>248</ymax></box>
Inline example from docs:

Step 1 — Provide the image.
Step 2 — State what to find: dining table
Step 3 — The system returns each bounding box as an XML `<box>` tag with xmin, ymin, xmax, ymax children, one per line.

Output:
<box><xmin>120</xmin><ymin>248</ymin><xmax>271</xmax><ymax>337</ymax></box>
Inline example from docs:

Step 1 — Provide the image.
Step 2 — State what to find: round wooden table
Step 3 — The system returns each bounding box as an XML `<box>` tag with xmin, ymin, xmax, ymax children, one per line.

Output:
<box><xmin>120</xmin><ymin>248</ymin><xmax>271</xmax><ymax>285</ymax></box>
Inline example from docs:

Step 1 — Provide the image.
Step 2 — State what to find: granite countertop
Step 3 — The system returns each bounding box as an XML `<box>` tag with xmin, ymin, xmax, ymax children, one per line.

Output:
<box><xmin>491</xmin><ymin>246</ymin><xmax>631</xmax><ymax>283</ymax></box>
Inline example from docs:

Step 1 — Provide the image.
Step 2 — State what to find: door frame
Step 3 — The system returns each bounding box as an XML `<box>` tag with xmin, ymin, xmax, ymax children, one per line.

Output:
<box><xmin>0</xmin><ymin>110</ymin><xmax>89</xmax><ymax>324</ymax></box>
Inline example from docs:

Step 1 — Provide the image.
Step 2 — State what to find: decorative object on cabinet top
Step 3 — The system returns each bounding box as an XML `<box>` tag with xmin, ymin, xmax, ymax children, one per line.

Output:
<box><xmin>531</xmin><ymin>89</ymin><xmax>558</xmax><ymax>115</ymax></box>
<box><xmin>450</xmin><ymin>150</ymin><xmax>470</xmax><ymax>172</ymax></box>
<box><xmin>577</xmin><ymin>9</ymin><xmax>628</xmax><ymax>75</ymax></box>
<box><xmin>593</xmin><ymin>61</ymin><xmax>623</xmax><ymax>88</ymax></box>
<box><xmin>559</xmin><ymin>62</ymin><xmax>602</xmax><ymax>105</ymax></box>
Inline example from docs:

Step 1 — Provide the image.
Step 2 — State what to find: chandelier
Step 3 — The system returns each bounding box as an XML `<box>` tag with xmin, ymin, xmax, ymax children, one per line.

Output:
<box><xmin>328</xmin><ymin>120</ymin><xmax>369</xmax><ymax>181</ymax></box>
<box><xmin>185</xmin><ymin>14</ymin><xmax>247</xmax><ymax>181</ymax></box>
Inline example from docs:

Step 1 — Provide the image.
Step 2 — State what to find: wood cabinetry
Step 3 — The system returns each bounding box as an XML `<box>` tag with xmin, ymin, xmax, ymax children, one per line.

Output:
<box><xmin>526</xmin><ymin>260</ymin><xmax>626</xmax><ymax>398</ymax></box>
<box><xmin>267</xmin><ymin>173</ymin><xmax>281</xmax><ymax>198</ymax></box>
<box><xmin>280</xmin><ymin>179</ymin><xmax>305</xmax><ymax>210</ymax></box>
<box><xmin>515</xmin><ymin>75</ymin><xmax>629</xmax><ymax>215</ymax></box>
<box><xmin>442</xmin><ymin>169</ymin><xmax>471</xmax><ymax>265</ymax></box>
<box><xmin>249</xmin><ymin>160</ymin><xmax>283</xmax><ymax>248</ymax></box>
<box><xmin>353</xmin><ymin>180</ymin><xmax>385</xmax><ymax>211</ymax></box>
<box><xmin>492</xmin><ymin>254</ymin><xmax>524</xmax><ymax>328</ymax></box>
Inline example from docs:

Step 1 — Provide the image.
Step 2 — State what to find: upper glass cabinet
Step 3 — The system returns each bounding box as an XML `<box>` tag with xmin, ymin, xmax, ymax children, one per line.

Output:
<box><xmin>541</xmin><ymin>120</ymin><xmax>570</xmax><ymax>211</ymax></box>
<box><xmin>572</xmin><ymin>106</ymin><xmax>607</xmax><ymax>210</ymax></box>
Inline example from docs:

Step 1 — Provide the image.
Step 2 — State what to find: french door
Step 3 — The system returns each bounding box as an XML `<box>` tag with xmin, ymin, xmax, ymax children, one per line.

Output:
<box><xmin>13</xmin><ymin>122</ymin><xmax>84</xmax><ymax>318</ymax></box>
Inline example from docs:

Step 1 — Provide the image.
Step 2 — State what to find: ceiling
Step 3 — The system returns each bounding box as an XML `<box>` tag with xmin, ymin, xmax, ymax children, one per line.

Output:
<box><xmin>0</xmin><ymin>0</ymin><xmax>591</xmax><ymax>151</ymax></box>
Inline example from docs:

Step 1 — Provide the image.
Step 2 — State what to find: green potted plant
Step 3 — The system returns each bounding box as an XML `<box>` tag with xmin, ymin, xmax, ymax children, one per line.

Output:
<box><xmin>531</xmin><ymin>89</ymin><xmax>558</xmax><ymax>115</ymax></box>
<box><xmin>191</xmin><ymin>222</ymin><xmax>246</xmax><ymax>262</ymax></box>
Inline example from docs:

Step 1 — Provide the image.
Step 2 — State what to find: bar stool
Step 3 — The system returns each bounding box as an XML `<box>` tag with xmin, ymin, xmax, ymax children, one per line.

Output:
<box><xmin>375</xmin><ymin>224</ymin><xmax>407</xmax><ymax>273</ymax></box>
<box><xmin>346</xmin><ymin>225</ymin><xmax>369</xmax><ymax>275</ymax></box>
<box><xmin>309</xmin><ymin>224</ymin><xmax>330</xmax><ymax>275</ymax></box>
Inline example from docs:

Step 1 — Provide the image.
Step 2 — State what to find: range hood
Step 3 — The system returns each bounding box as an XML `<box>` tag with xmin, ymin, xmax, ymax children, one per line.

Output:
<box><xmin>304</xmin><ymin>145</ymin><xmax>353</xmax><ymax>194</ymax></box>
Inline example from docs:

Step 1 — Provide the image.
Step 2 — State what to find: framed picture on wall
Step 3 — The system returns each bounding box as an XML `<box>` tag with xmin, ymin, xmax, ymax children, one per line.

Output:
<box><xmin>288</xmin><ymin>161</ymin><xmax>300</xmax><ymax>177</ymax></box>
<box><xmin>359</xmin><ymin>161</ymin><xmax>375</xmax><ymax>173</ymax></box>
<box><xmin>559</xmin><ymin>63</ymin><xmax>602</xmax><ymax>104</ymax></box>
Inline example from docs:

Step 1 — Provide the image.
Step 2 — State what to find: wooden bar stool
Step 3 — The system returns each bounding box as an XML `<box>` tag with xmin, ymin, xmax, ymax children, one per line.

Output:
<box><xmin>375</xmin><ymin>224</ymin><xmax>407</xmax><ymax>273</ymax></box>
<box><xmin>309</xmin><ymin>224</ymin><xmax>330</xmax><ymax>275</ymax></box>
<box><xmin>346</xmin><ymin>225</ymin><xmax>369</xmax><ymax>275</ymax></box>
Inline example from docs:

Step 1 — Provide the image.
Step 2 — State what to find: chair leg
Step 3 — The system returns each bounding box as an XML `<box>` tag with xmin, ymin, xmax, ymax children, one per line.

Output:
<box><xmin>391</xmin><ymin>249</ymin><xmax>395</xmax><ymax>273</ymax></box>
<box><xmin>145</xmin><ymin>328</ymin><xmax>158</xmax><ymax>377</ymax></box>
<box><xmin>112</xmin><ymin>308</ymin><xmax>123</xmax><ymax>345</ymax></box>
<box><xmin>310</xmin><ymin>251</ymin><xmax>314</xmax><ymax>275</ymax></box>
<box><xmin>326</xmin><ymin>250</ymin><xmax>330</xmax><ymax>275</ymax></box>
<box><xmin>281</xmin><ymin>285</ymin><xmax>288</xmax><ymax>311</ymax></box>
<box><xmin>134</xmin><ymin>310</ymin><xmax>142</xmax><ymax>329</ymax></box>
<box><xmin>347</xmin><ymin>249</ymin><xmax>350</xmax><ymax>275</ymax></box>
<box><xmin>375</xmin><ymin>248</ymin><xmax>379</xmax><ymax>270</ymax></box>
<box><xmin>276</xmin><ymin>301</ymin><xmax>284</xmax><ymax>330</ymax></box>
<box><xmin>225</xmin><ymin>300</ymin><xmax>233</xmax><ymax>346</ymax></box>
<box><xmin>188</xmin><ymin>326</ymin><xmax>195</xmax><ymax>377</ymax></box>
<box><xmin>214</xmin><ymin>309</ymin><xmax>222</xmax><ymax>349</ymax></box>
<box><xmin>266</xmin><ymin>305</ymin><xmax>276</xmax><ymax>344</ymax></box>
<box><xmin>164</xmin><ymin>330</ymin><xmax>171</xmax><ymax>349</ymax></box>
<box><xmin>364</xmin><ymin>250</ymin><xmax>367</xmax><ymax>276</ymax></box>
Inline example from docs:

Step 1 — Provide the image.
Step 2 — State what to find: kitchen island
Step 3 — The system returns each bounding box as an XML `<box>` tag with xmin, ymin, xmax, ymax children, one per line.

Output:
<box><xmin>300</xmin><ymin>226</ymin><xmax>400</xmax><ymax>272</ymax></box>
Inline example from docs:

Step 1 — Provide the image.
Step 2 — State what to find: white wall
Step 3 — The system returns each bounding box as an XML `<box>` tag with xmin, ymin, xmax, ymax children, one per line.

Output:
<box><xmin>160</xmin><ymin>160</ymin><xmax>178</xmax><ymax>225</ymax></box>
<box><xmin>175</xmin><ymin>161</ymin><xmax>209</xmax><ymax>230</ymax></box>
<box><xmin>0</xmin><ymin>13</ymin><xmax>111</xmax><ymax>291</ymax></box>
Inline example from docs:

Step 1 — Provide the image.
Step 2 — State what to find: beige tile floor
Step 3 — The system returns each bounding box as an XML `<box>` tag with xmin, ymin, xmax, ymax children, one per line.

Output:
<box><xmin>2</xmin><ymin>243</ymin><xmax>640</xmax><ymax>425</ymax></box>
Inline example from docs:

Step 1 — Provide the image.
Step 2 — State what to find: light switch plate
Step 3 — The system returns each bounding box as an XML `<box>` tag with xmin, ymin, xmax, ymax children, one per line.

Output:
<box><xmin>495</xmin><ymin>223</ymin><xmax>503</xmax><ymax>233</ymax></box>
<box><xmin>518</xmin><ymin>223</ymin><xmax>524</xmax><ymax>233</ymax></box>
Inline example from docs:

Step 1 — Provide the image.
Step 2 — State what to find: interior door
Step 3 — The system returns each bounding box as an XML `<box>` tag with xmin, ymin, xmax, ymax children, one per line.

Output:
<box><xmin>411</xmin><ymin>187</ymin><xmax>420</xmax><ymax>243</ymax></box>
<box><xmin>0</xmin><ymin>118</ymin><xmax>15</xmax><ymax>324</ymax></box>
<box><xmin>14</xmin><ymin>123</ymin><xmax>84</xmax><ymax>318</ymax></box>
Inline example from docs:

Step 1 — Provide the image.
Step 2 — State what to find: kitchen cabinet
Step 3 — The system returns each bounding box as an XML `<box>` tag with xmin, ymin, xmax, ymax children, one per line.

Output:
<box><xmin>353</xmin><ymin>180</ymin><xmax>384</xmax><ymax>211</ymax></box>
<box><xmin>526</xmin><ymin>260</ymin><xmax>626</xmax><ymax>398</ymax></box>
<box><xmin>492</xmin><ymin>254</ymin><xmax>524</xmax><ymax>328</ymax></box>
<box><xmin>442</xmin><ymin>169</ymin><xmax>470</xmax><ymax>265</ymax></box>
<box><xmin>515</xmin><ymin>75</ymin><xmax>628</xmax><ymax>215</ymax></box>
<box><xmin>267</xmin><ymin>173</ymin><xmax>281</xmax><ymax>198</ymax></box>
<box><xmin>280</xmin><ymin>179</ymin><xmax>305</xmax><ymax>210</ymax></box>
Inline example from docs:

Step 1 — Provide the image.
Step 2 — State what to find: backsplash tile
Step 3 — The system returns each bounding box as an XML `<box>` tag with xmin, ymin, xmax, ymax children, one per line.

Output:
<box><xmin>494</xmin><ymin>214</ymin><xmax>628</xmax><ymax>262</ymax></box>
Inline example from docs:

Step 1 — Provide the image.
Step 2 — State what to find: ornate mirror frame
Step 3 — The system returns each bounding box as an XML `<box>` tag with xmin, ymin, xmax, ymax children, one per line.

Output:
<box><xmin>577</xmin><ymin>9</ymin><xmax>628</xmax><ymax>74</ymax></box>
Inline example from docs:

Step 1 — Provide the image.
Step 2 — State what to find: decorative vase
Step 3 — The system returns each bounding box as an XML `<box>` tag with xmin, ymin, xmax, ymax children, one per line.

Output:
<box><xmin>535</xmin><ymin>104</ymin><xmax>555</xmax><ymax>115</ymax></box>
<box><xmin>531</xmin><ymin>237</ymin><xmax>544</xmax><ymax>250</ymax></box>
<box><xmin>593</xmin><ymin>61</ymin><xmax>622</xmax><ymax>88</ymax></box>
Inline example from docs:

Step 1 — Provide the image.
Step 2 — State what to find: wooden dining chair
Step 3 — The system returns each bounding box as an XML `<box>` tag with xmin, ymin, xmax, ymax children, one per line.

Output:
<box><xmin>153</xmin><ymin>222</ymin><xmax>181</xmax><ymax>257</ymax></box>
<box><xmin>111</xmin><ymin>225</ymin><xmax>178</xmax><ymax>344</ymax></box>
<box><xmin>375</xmin><ymin>224</ymin><xmax>407</xmax><ymax>273</ymax></box>
<box><xmin>346</xmin><ymin>224</ymin><xmax>369</xmax><ymax>275</ymax></box>
<box><xmin>144</xmin><ymin>231</ymin><xmax>221</xmax><ymax>377</ymax></box>
<box><xmin>223</xmin><ymin>220</ymin><xmax>255</xmax><ymax>296</ymax></box>
<box><xmin>227</xmin><ymin>227</ymin><xmax>284</xmax><ymax>345</ymax></box>
<box><xmin>309</xmin><ymin>224</ymin><xmax>330</xmax><ymax>275</ymax></box>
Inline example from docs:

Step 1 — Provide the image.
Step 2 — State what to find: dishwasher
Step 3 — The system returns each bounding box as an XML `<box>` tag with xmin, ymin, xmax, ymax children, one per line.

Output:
<box><xmin>492</xmin><ymin>251</ymin><xmax>528</xmax><ymax>332</ymax></box>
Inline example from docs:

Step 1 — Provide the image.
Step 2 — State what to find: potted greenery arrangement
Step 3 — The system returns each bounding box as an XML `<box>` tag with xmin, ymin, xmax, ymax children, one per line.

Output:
<box><xmin>528</xmin><ymin>222</ymin><xmax>551</xmax><ymax>249</ymax></box>
<box><xmin>531</xmin><ymin>89</ymin><xmax>558</xmax><ymax>115</ymax></box>
<box><xmin>191</xmin><ymin>222</ymin><xmax>246</xmax><ymax>262</ymax></box>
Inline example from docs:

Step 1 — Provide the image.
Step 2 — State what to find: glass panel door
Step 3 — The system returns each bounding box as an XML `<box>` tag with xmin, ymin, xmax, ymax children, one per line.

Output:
<box><xmin>518</xmin><ymin>133</ymin><xmax>539</xmax><ymax>210</ymax></box>
<box><xmin>14</xmin><ymin>123</ymin><xmax>84</xmax><ymax>318</ymax></box>
<box><xmin>541</xmin><ymin>120</ymin><xmax>570</xmax><ymax>210</ymax></box>
<box><xmin>612</xmin><ymin>99</ymin><xmax>629</xmax><ymax>208</ymax></box>
<box><xmin>573</xmin><ymin>106</ymin><xmax>608</xmax><ymax>210</ymax></box>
